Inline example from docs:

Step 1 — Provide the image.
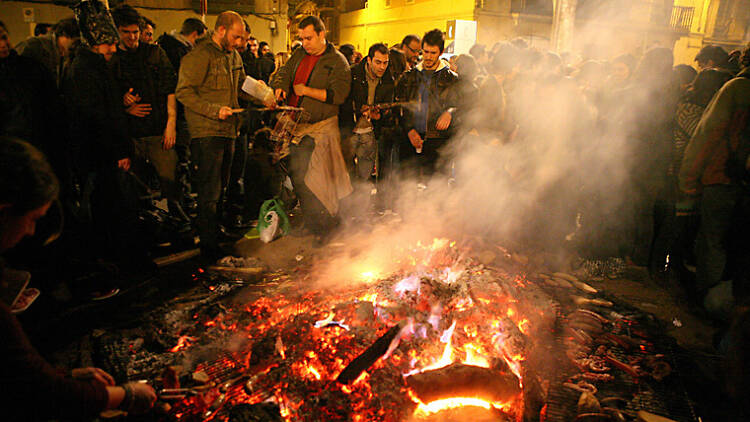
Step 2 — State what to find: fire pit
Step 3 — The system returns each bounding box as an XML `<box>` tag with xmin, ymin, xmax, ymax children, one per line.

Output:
<box><xmin>89</xmin><ymin>237</ymin><xmax>698</xmax><ymax>422</ymax></box>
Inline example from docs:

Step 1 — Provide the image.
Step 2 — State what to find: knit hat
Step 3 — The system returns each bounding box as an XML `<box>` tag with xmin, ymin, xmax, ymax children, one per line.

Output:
<box><xmin>71</xmin><ymin>0</ymin><xmax>119</xmax><ymax>46</ymax></box>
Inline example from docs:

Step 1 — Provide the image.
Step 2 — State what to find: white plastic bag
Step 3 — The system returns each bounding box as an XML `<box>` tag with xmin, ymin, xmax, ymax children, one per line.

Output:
<box><xmin>259</xmin><ymin>210</ymin><xmax>279</xmax><ymax>243</ymax></box>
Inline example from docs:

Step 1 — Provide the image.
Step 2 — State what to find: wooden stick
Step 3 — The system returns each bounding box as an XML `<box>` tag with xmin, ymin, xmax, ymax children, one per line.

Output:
<box><xmin>336</xmin><ymin>322</ymin><xmax>405</xmax><ymax>384</ymax></box>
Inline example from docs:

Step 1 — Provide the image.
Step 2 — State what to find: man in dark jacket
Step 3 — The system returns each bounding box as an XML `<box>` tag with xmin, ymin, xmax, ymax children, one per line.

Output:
<box><xmin>271</xmin><ymin>15</ymin><xmax>352</xmax><ymax>244</ymax></box>
<box><xmin>395</xmin><ymin>28</ymin><xmax>459</xmax><ymax>178</ymax></box>
<box><xmin>63</xmin><ymin>0</ymin><xmax>139</xmax><ymax>269</ymax></box>
<box><xmin>15</xmin><ymin>17</ymin><xmax>79</xmax><ymax>86</ymax></box>
<box><xmin>110</xmin><ymin>6</ymin><xmax>186</xmax><ymax>222</ymax></box>
<box><xmin>157</xmin><ymin>17</ymin><xmax>208</xmax><ymax>204</ymax></box>
<box><xmin>0</xmin><ymin>24</ymin><xmax>66</xmax><ymax>174</ymax></box>
<box><xmin>341</xmin><ymin>43</ymin><xmax>395</xmax><ymax>184</ymax></box>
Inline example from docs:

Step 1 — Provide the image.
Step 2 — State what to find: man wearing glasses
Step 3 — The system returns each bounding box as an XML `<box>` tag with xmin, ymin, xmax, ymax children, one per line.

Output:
<box><xmin>399</xmin><ymin>34</ymin><xmax>421</xmax><ymax>70</ymax></box>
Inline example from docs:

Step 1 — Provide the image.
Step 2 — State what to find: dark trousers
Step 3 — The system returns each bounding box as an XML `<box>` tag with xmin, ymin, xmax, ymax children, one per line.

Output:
<box><xmin>225</xmin><ymin>134</ymin><xmax>248</xmax><ymax>217</ymax></box>
<box><xmin>175</xmin><ymin>119</ymin><xmax>192</xmax><ymax>198</ymax></box>
<box><xmin>288</xmin><ymin>136</ymin><xmax>337</xmax><ymax>236</ymax></box>
<box><xmin>191</xmin><ymin>137</ymin><xmax>234</xmax><ymax>251</ymax></box>
<box><xmin>696</xmin><ymin>185</ymin><xmax>744</xmax><ymax>293</ymax></box>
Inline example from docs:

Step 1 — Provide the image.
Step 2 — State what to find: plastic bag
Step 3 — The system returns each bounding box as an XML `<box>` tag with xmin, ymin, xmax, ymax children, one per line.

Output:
<box><xmin>254</xmin><ymin>199</ymin><xmax>290</xmax><ymax>243</ymax></box>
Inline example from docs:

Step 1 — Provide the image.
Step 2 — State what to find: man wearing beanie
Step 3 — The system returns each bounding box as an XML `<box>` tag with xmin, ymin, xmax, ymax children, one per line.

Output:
<box><xmin>62</xmin><ymin>0</ymin><xmax>145</xmax><ymax>277</ymax></box>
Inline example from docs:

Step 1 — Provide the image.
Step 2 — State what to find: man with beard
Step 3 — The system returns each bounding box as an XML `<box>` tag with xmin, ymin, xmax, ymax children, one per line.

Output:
<box><xmin>110</xmin><ymin>6</ymin><xmax>187</xmax><ymax>224</ymax></box>
<box><xmin>395</xmin><ymin>28</ymin><xmax>459</xmax><ymax>180</ymax></box>
<box><xmin>175</xmin><ymin>11</ymin><xmax>247</xmax><ymax>261</ymax></box>
<box><xmin>394</xmin><ymin>34</ymin><xmax>421</xmax><ymax>70</ymax></box>
<box><xmin>270</xmin><ymin>15</ymin><xmax>352</xmax><ymax>245</ymax></box>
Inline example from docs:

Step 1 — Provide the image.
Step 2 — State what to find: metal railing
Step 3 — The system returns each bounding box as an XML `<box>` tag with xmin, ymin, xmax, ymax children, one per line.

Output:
<box><xmin>670</xmin><ymin>6</ymin><xmax>694</xmax><ymax>33</ymax></box>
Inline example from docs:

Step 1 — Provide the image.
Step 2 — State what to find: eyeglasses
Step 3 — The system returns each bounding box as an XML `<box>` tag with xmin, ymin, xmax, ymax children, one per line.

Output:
<box><xmin>405</xmin><ymin>44</ymin><xmax>422</xmax><ymax>56</ymax></box>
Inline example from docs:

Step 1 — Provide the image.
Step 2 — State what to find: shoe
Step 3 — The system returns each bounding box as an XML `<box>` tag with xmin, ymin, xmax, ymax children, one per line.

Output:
<box><xmin>91</xmin><ymin>287</ymin><xmax>119</xmax><ymax>301</ymax></box>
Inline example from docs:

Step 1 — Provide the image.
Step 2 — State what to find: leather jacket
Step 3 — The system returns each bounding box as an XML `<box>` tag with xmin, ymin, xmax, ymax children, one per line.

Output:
<box><xmin>394</xmin><ymin>59</ymin><xmax>459</xmax><ymax>139</ymax></box>
<box><xmin>340</xmin><ymin>59</ymin><xmax>396</xmax><ymax>132</ymax></box>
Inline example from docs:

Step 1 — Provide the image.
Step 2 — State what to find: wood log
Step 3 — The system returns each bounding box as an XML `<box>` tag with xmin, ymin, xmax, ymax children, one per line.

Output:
<box><xmin>336</xmin><ymin>322</ymin><xmax>404</xmax><ymax>384</ymax></box>
<box><xmin>405</xmin><ymin>363</ymin><xmax>520</xmax><ymax>403</ymax></box>
<box><xmin>636</xmin><ymin>411</ymin><xmax>678</xmax><ymax>422</ymax></box>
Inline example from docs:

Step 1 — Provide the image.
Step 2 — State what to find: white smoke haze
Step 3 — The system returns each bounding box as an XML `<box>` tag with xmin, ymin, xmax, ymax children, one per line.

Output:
<box><xmin>308</xmin><ymin>2</ymin><xmax>673</xmax><ymax>289</ymax></box>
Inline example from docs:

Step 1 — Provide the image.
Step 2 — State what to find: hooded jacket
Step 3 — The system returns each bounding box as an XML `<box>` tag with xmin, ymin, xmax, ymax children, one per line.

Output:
<box><xmin>395</xmin><ymin>58</ymin><xmax>459</xmax><ymax>139</ymax></box>
<box><xmin>680</xmin><ymin>67</ymin><xmax>750</xmax><ymax>194</ymax></box>
<box><xmin>271</xmin><ymin>42</ymin><xmax>350</xmax><ymax>124</ymax></box>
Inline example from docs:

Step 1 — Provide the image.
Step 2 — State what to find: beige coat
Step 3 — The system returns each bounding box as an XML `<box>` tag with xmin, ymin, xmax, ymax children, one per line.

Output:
<box><xmin>293</xmin><ymin>116</ymin><xmax>353</xmax><ymax>214</ymax></box>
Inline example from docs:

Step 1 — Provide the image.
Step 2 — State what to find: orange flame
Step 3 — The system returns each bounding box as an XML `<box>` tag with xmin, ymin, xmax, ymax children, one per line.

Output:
<box><xmin>413</xmin><ymin>396</ymin><xmax>512</xmax><ymax>418</ymax></box>
<box><xmin>169</xmin><ymin>335</ymin><xmax>196</xmax><ymax>353</ymax></box>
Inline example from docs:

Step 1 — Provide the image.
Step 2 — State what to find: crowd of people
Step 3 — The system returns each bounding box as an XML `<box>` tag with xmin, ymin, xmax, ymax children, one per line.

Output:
<box><xmin>2</xmin><ymin>0</ymin><xmax>750</xmax><ymax>418</ymax></box>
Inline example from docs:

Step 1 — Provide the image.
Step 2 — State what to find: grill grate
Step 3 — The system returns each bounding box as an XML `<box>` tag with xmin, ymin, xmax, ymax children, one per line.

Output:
<box><xmin>544</xmin><ymin>297</ymin><xmax>699</xmax><ymax>422</ymax></box>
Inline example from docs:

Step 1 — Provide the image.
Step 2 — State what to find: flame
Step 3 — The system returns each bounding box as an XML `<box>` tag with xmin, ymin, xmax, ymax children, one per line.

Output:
<box><xmin>463</xmin><ymin>343</ymin><xmax>491</xmax><ymax>368</ymax></box>
<box><xmin>517</xmin><ymin>318</ymin><xmax>530</xmax><ymax>335</ymax></box>
<box><xmin>359</xmin><ymin>271</ymin><xmax>378</xmax><ymax>282</ymax></box>
<box><xmin>413</xmin><ymin>397</ymin><xmax>510</xmax><ymax>417</ymax></box>
<box><xmin>358</xmin><ymin>292</ymin><xmax>378</xmax><ymax>303</ymax></box>
<box><xmin>169</xmin><ymin>335</ymin><xmax>196</xmax><ymax>353</ymax></box>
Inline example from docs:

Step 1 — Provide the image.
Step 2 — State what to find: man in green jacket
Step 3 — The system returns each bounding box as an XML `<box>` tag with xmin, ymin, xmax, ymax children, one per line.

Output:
<box><xmin>679</xmin><ymin>46</ymin><xmax>750</xmax><ymax>308</ymax></box>
<box><xmin>175</xmin><ymin>11</ymin><xmax>247</xmax><ymax>260</ymax></box>
<box><xmin>270</xmin><ymin>16</ymin><xmax>352</xmax><ymax>245</ymax></box>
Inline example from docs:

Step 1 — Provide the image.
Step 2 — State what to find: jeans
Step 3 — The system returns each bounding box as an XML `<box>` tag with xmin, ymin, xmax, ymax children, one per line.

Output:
<box><xmin>133</xmin><ymin>136</ymin><xmax>179</xmax><ymax>202</ymax></box>
<box><xmin>191</xmin><ymin>136</ymin><xmax>235</xmax><ymax>251</ymax></box>
<box><xmin>344</xmin><ymin>131</ymin><xmax>377</xmax><ymax>181</ymax></box>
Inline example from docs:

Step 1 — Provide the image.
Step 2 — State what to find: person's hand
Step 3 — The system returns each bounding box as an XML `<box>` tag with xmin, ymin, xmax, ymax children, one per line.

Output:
<box><xmin>675</xmin><ymin>192</ymin><xmax>699</xmax><ymax>216</ymax></box>
<box><xmin>121</xmin><ymin>382</ymin><xmax>157</xmax><ymax>415</ymax></box>
<box><xmin>407</xmin><ymin>129</ymin><xmax>423</xmax><ymax>150</ymax></box>
<box><xmin>370</xmin><ymin>105</ymin><xmax>381</xmax><ymax>120</ymax></box>
<box><xmin>162</xmin><ymin>123</ymin><xmax>176</xmax><ymax>150</ymax></box>
<box><xmin>293</xmin><ymin>84</ymin><xmax>307</xmax><ymax>97</ymax></box>
<box><xmin>126</xmin><ymin>103</ymin><xmax>151</xmax><ymax>117</ymax></box>
<box><xmin>275</xmin><ymin>88</ymin><xmax>286</xmax><ymax>103</ymax></box>
<box><xmin>436</xmin><ymin>111</ymin><xmax>452</xmax><ymax>130</ymax></box>
<box><xmin>123</xmin><ymin>88</ymin><xmax>141</xmax><ymax>107</ymax></box>
<box><xmin>218</xmin><ymin>106</ymin><xmax>234</xmax><ymax>120</ymax></box>
<box><xmin>72</xmin><ymin>368</ymin><xmax>115</xmax><ymax>386</ymax></box>
<box><xmin>117</xmin><ymin>158</ymin><xmax>131</xmax><ymax>171</ymax></box>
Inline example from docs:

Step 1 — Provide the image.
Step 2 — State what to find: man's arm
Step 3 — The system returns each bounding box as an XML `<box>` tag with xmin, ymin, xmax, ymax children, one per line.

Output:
<box><xmin>324</xmin><ymin>55</ymin><xmax>351</xmax><ymax>105</ymax></box>
<box><xmin>270</xmin><ymin>52</ymin><xmax>295</xmax><ymax>101</ymax></box>
<box><xmin>175</xmin><ymin>50</ymin><xmax>222</xmax><ymax>119</ymax></box>
<box><xmin>679</xmin><ymin>80</ymin><xmax>736</xmax><ymax>195</ymax></box>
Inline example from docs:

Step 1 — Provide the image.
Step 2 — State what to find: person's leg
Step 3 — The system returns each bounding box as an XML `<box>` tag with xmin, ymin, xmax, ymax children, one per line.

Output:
<box><xmin>191</xmin><ymin>137</ymin><xmax>228</xmax><ymax>254</ymax></box>
<box><xmin>225</xmin><ymin>135</ymin><xmax>247</xmax><ymax>225</ymax></box>
<box><xmin>356</xmin><ymin>131</ymin><xmax>377</xmax><ymax>182</ymax></box>
<box><xmin>696</xmin><ymin>185</ymin><xmax>741</xmax><ymax>294</ymax></box>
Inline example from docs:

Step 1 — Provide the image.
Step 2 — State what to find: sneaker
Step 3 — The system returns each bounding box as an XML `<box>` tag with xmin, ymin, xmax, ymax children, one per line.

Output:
<box><xmin>91</xmin><ymin>287</ymin><xmax>119</xmax><ymax>301</ymax></box>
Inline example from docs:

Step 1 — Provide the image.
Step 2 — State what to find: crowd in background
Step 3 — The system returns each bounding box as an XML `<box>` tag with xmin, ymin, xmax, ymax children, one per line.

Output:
<box><xmin>1</xmin><ymin>0</ymin><xmax>750</xmax><ymax>418</ymax></box>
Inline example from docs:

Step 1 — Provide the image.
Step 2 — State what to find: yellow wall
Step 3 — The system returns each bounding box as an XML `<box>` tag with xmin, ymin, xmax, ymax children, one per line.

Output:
<box><xmin>0</xmin><ymin>0</ymin><xmax>288</xmax><ymax>53</ymax></box>
<box><xmin>339</xmin><ymin>0</ymin><xmax>475</xmax><ymax>52</ymax></box>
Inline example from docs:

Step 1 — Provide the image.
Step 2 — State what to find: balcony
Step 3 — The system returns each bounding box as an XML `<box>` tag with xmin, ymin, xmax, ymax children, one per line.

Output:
<box><xmin>669</xmin><ymin>5</ymin><xmax>694</xmax><ymax>33</ymax></box>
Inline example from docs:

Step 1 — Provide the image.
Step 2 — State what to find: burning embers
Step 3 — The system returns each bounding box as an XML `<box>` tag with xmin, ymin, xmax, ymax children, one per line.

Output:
<box><xmin>159</xmin><ymin>238</ymin><xmax>551</xmax><ymax>421</ymax></box>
